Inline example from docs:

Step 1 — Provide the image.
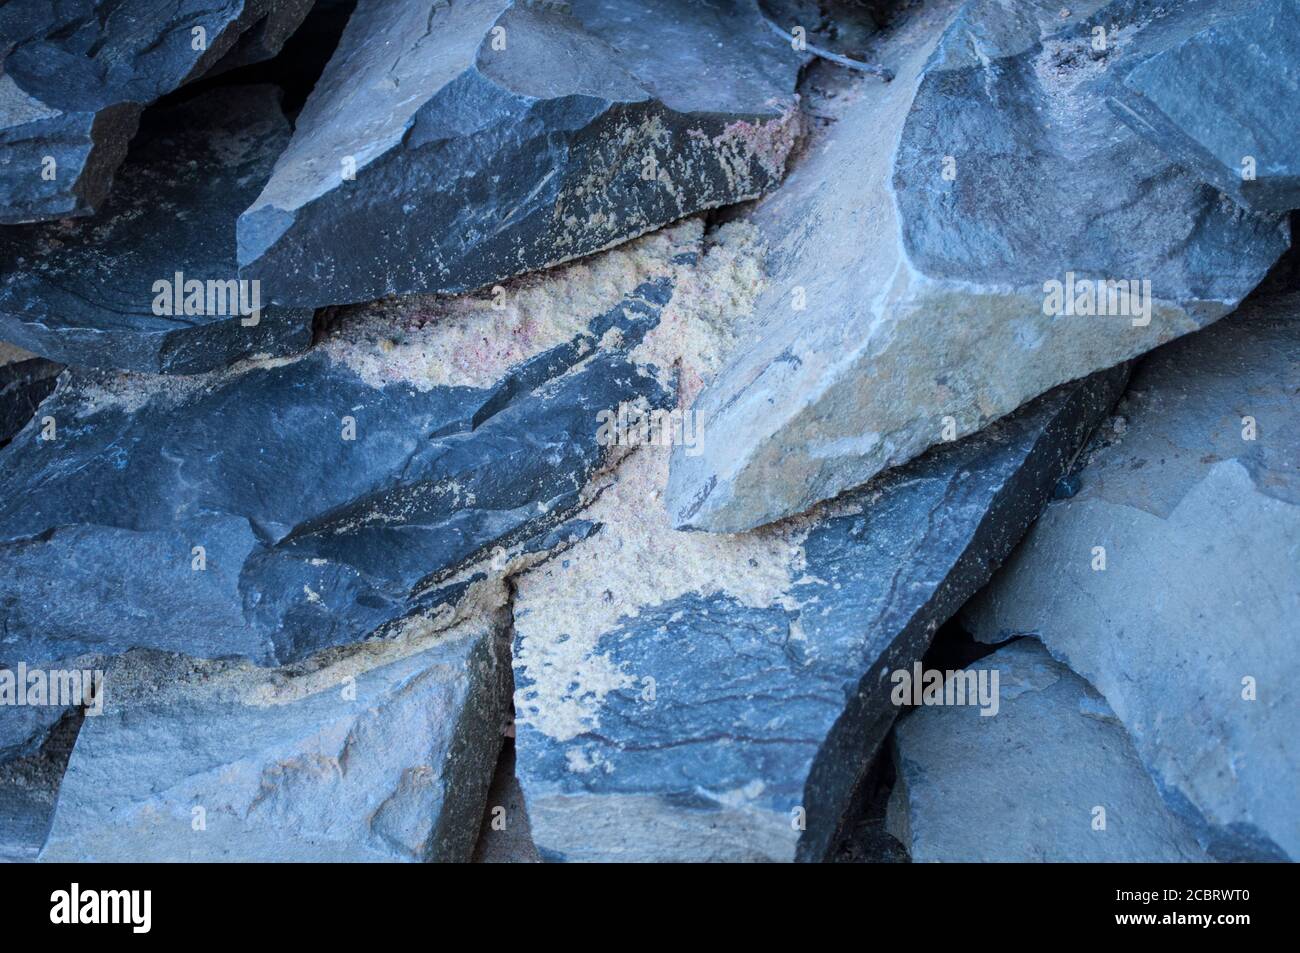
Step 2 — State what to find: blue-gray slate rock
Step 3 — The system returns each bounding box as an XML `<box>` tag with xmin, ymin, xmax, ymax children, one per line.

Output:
<box><xmin>1109</xmin><ymin>0</ymin><xmax>1300</xmax><ymax>214</ymax></box>
<box><xmin>236</xmin><ymin>0</ymin><xmax>805</xmax><ymax>307</ymax></box>
<box><xmin>665</xmin><ymin>0</ymin><xmax>1290</xmax><ymax>533</ymax></box>
<box><xmin>885</xmin><ymin>639</ymin><xmax>1209</xmax><ymax>862</ymax></box>
<box><xmin>0</xmin><ymin>0</ymin><xmax>312</xmax><ymax>223</ymax></box>
<box><xmin>39</xmin><ymin>618</ymin><xmax>510</xmax><ymax>862</ymax></box>
<box><xmin>0</xmin><ymin>224</ymin><xmax>696</xmax><ymax>667</ymax></box>
<box><xmin>512</xmin><ymin>363</ymin><xmax>1128</xmax><ymax>862</ymax></box>
<box><xmin>963</xmin><ymin>294</ymin><xmax>1300</xmax><ymax>861</ymax></box>
<box><xmin>0</xmin><ymin>86</ymin><xmax>315</xmax><ymax>374</ymax></box>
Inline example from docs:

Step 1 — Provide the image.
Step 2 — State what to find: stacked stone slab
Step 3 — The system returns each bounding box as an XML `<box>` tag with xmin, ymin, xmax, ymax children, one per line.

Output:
<box><xmin>963</xmin><ymin>296</ymin><xmax>1300</xmax><ymax>862</ymax></box>
<box><xmin>0</xmin><ymin>0</ymin><xmax>312</xmax><ymax>223</ymax></box>
<box><xmin>665</xmin><ymin>0</ymin><xmax>1290</xmax><ymax>533</ymax></box>
<box><xmin>886</xmin><ymin>639</ymin><xmax>1209</xmax><ymax>862</ymax></box>
<box><xmin>236</xmin><ymin>0</ymin><xmax>806</xmax><ymax>306</ymax></box>
<box><xmin>0</xmin><ymin>86</ymin><xmax>315</xmax><ymax>374</ymax></box>
<box><xmin>512</xmin><ymin>365</ymin><xmax>1127</xmax><ymax>861</ymax></box>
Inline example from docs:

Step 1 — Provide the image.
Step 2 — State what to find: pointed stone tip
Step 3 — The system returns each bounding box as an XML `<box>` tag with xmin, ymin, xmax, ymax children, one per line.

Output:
<box><xmin>236</xmin><ymin>203</ymin><xmax>295</xmax><ymax>274</ymax></box>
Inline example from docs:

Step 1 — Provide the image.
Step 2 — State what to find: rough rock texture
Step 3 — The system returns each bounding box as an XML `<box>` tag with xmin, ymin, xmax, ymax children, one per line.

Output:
<box><xmin>0</xmin><ymin>711</ymin><xmax>80</xmax><ymax>861</ymax></box>
<box><xmin>0</xmin><ymin>86</ymin><xmax>314</xmax><ymax>374</ymax></box>
<box><xmin>236</xmin><ymin>0</ymin><xmax>804</xmax><ymax>307</ymax></box>
<box><xmin>666</xmin><ymin>0</ymin><xmax>1290</xmax><ymax>533</ymax></box>
<box><xmin>40</xmin><ymin>619</ymin><xmax>510</xmax><ymax>862</ymax></box>
<box><xmin>963</xmin><ymin>297</ymin><xmax>1300</xmax><ymax>861</ymax></box>
<box><xmin>0</xmin><ymin>223</ymin><xmax>698</xmax><ymax>668</ymax></box>
<box><xmin>1109</xmin><ymin>0</ymin><xmax>1300</xmax><ymax>214</ymax></box>
<box><xmin>472</xmin><ymin>742</ymin><xmax>541</xmax><ymax>863</ymax></box>
<box><xmin>0</xmin><ymin>0</ymin><xmax>312</xmax><ymax>223</ymax></box>
<box><xmin>0</xmin><ymin>697</ymin><xmax>71</xmax><ymax>767</ymax></box>
<box><xmin>0</xmin><ymin>345</ymin><xmax>59</xmax><ymax>444</ymax></box>
<box><xmin>512</xmin><ymin>365</ymin><xmax>1127</xmax><ymax>862</ymax></box>
<box><xmin>887</xmin><ymin>639</ymin><xmax>1208</xmax><ymax>862</ymax></box>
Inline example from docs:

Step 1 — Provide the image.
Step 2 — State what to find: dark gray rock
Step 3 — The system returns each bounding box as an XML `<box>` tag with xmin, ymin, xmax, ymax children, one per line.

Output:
<box><xmin>0</xmin><ymin>223</ymin><xmax>697</xmax><ymax>668</ymax></box>
<box><xmin>1109</xmin><ymin>0</ymin><xmax>1300</xmax><ymax>214</ymax></box>
<box><xmin>886</xmin><ymin>639</ymin><xmax>1208</xmax><ymax>862</ymax></box>
<box><xmin>0</xmin><ymin>349</ymin><xmax>59</xmax><ymax>444</ymax></box>
<box><xmin>0</xmin><ymin>710</ymin><xmax>80</xmax><ymax>861</ymax></box>
<box><xmin>0</xmin><ymin>86</ymin><xmax>314</xmax><ymax>374</ymax></box>
<box><xmin>666</xmin><ymin>0</ymin><xmax>1290</xmax><ymax>533</ymax></box>
<box><xmin>237</xmin><ymin>0</ymin><xmax>804</xmax><ymax>307</ymax></box>
<box><xmin>40</xmin><ymin>618</ymin><xmax>510</xmax><ymax>862</ymax></box>
<box><xmin>472</xmin><ymin>741</ymin><xmax>541</xmax><ymax>863</ymax></box>
<box><xmin>964</xmin><ymin>294</ymin><xmax>1300</xmax><ymax>862</ymax></box>
<box><xmin>0</xmin><ymin>0</ymin><xmax>311</xmax><ymax>224</ymax></box>
<box><xmin>0</xmin><ymin>697</ymin><xmax>70</xmax><ymax>766</ymax></box>
<box><xmin>512</xmin><ymin>364</ymin><xmax>1127</xmax><ymax>862</ymax></box>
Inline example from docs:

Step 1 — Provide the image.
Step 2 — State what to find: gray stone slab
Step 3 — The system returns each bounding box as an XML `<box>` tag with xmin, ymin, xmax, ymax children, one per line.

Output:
<box><xmin>887</xmin><ymin>639</ymin><xmax>1209</xmax><ymax>862</ymax></box>
<box><xmin>0</xmin><ymin>0</ymin><xmax>311</xmax><ymax>223</ymax></box>
<box><xmin>1109</xmin><ymin>0</ymin><xmax>1300</xmax><ymax>213</ymax></box>
<box><xmin>237</xmin><ymin>0</ymin><xmax>805</xmax><ymax>306</ymax></box>
<box><xmin>0</xmin><ymin>85</ymin><xmax>315</xmax><ymax>374</ymax></box>
<box><xmin>963</xmin><ymin>295</ymin><xmax>1300</xmax><ymax>861</ymax></box>
<box><xmin>665</xmin><ymin>0</ymin><xmax>1289</xmax><ymax>533</ymax></box>
<box><xmin>513</xmin><ymin>364</ymin><xmax>1127</xmax><ymax>861</ymax></box>
<box><xmin>40</xmin><ymin>620</ymin><xmax>510</xmax><ymax>862</ymax></box>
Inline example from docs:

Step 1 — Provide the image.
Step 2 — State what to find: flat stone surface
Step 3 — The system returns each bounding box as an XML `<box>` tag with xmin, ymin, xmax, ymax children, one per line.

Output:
<box><xmin>40</xmin><ymin>619</ymin><xmax>510</xmax><ymax>862</ymax></box>
<box><xmin>0</xmin><ymin>223</ymin><xmax>697</xmax><ymax>667</ymax></box>
<box><xmin>886</xmin><ymin>639</ymin><xmax>1209</xmax><ymax>862</ymax></box>
<box><xmin>512</xmin><ymin>364</ymin><xmax>1126</xmax><ymax>862</ymax></box>
<box><xmin>666</xmin><ymin>0</ymin><xmax>1289</xmax><ymax>533</ymax></box>
<box><xmin>0</xmin><ymin>86</ymin><xmax>314</xmax><ymax>374</ymax></box>
<box><xmin>963</xmin><ymin>295</ymin><xmax>1300</xmax><ymax>861</ymax></box>
<box><xmin>0</xmin><ymin>0</ymin><xmax>311</xmax><ymax>223</ymax></box>
<box><xmin>237</xmin><ymin>0</ymin><xmax>804</xmax><ymax>306</ymax></box>
<box><xmin>1109</xmin><ymin>0</ymin><xmax>1300</xmax><ymax>213</ymax></box>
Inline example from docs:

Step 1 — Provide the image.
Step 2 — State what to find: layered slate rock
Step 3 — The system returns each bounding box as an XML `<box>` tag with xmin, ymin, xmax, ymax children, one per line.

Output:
<box><xmin>0</xmin><ymin>0</ymin><xmax>312</xmax><ymax>223</ymax></box>
<box><xmin>1109</xmin><ymin>0</ymin><xmax>1300</xmax><ymax>214</ymax></box>
<box><xmin>0</xmin><ymin>223</ymin><xmax>697</xmax><ymax>668</ymax></box>
<box><xmin>666</xmin><ymin>0</ymin><xmax>1290</xmax><ymax>533</ymax></box>
<box><xmin>886</xmin><ymin>640</ymin><xmax>1208</xmax><ymax>862</ymax></box>
<box><xmin>40</xmin><ymin>619</ymin><xmax>510</xmax><ymax>862</ymax></box>
<box><xmin>512</xmin><ymin>365</ymin><xmax>1127</xmax><ymax>862</ymax></box>
<box><xmin>237</xmin><ymin>0</ymin><xmax>804</xmax><ymax>307</ymax></box>
<box><xmin>0</xmin><ymin>86</ymin><xmax>314</xmax><ymax>374</ymax></box>
<box><xmin>963</xmin><ymin>296</ymin><xmax>1300</xmax><ymax>862</ymax></box>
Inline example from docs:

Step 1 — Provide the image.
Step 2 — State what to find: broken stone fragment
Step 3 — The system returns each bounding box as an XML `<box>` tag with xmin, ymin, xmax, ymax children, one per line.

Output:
<box><xmin>665</xmin><ymin>0</ymin><xmax>1290</xmax><ymax>533</ymax></box>
<box><xmin>0</xmin><ymin>85</ymin><xmax>314</xmax><ymax>374</ymax></box>
<box><xmin>0</xmin><ymin>710</ymin><xmax>80</xmax><ymax>861</ymax></box>
<box><xmin>0</xmin><ymin>223</ymin><xmax>697</xmax><ymax>667</ymax></box>
<box><xmin>512</xmin><ymin>363</ymin><xmax>1127</xmax><ymax>862</ymax></box>
<box><xmin>886</xmin><ymin>639</ymin><xmax>1208</xmax><ymax>862</ymax></box>
<box><xmin>1108</xmin><ymin>0</ymin><xmax>1300</xmax><ymax>214</ymax></box>
<box><xmin>40</xmin><ymin>618</ymin><xmax>510</xmax><ymax>862</ymax></box>
<box><xmin>963</xmin><ymin>294</ymin><xmax>1300</xmax><ymax>862</ymax></box>
<box><xmin>236</xmin><ymin>0</ymin><xmax>804</xmax><ymax>307</ymax></box>
<box><xmin>0</xmin><ymin>0</ymin><xmax>312</xmax><ymax>224</ymax></box>
<box><xmin>0</xmin><ymin>344</ymin><xmax>59</xmax><ymax>444</ymax></box>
